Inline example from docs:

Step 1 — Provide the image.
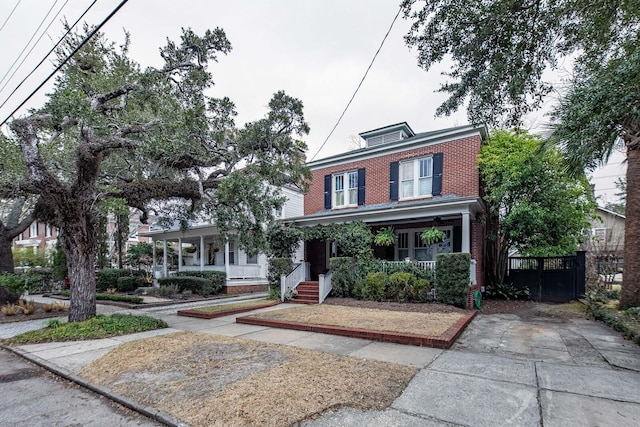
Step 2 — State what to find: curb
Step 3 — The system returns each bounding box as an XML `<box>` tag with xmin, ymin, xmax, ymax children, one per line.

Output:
<box><xmin>0</xmin><ymin>344</ymin><xmax>189</xmax><ymax>427</ymax></box>
<box><xmin>177</xmin><ymin>301</ymin><xmax>280</xmax><ymax>319</ymax></box>
<box><xmin>236</xmin><ymin>310</ymin><xmax>477</xmax><ymax>349</ymax></box>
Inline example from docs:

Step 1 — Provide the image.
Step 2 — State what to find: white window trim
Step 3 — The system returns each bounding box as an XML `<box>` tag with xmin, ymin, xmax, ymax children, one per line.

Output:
<box><xmin>29</xmin><ymin>222</ymin><xmax>38</xmax><ymax>238</ymax></box>
<box><xmin>399</xmin><ymin>156</ymin><xmax>433</xmax><ymax>201</ymax></box>
<box><xmin>332</xmin><ymin>170</ymin><xmax>358</xmax><ymax>208</ymax></box>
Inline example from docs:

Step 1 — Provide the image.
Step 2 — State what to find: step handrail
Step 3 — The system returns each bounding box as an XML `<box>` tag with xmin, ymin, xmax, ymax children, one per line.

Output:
<box><xmin>318</xmin><ymin>269</ymin><xmax>332</xmax><ymax>304</ymax></box>
<box><xmin>280</xmin><ymin>262</ymin><xmax>309</xmax><ymax>302</ymax></box>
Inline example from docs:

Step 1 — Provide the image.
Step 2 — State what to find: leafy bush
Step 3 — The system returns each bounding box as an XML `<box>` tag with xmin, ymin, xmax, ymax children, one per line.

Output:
<box><xmin>268</xmin><ymin>258</ymin><xmax>293</xmax><ymax>291</ymax></box>
<box><xmin>158</xmin><ymin>285</ymin><xmax>179</xmax><ymax>297</ymax></box>
<box><xmin>116</xmin><ymin>276</ymin><xmax>141</xmax><ymax>292</ymax></box>
<box><xmin>95</xmin><ymin>294</ymin><xmax>143</xmax><ymax>304</ymax></box>
<box><xmin>485</xmin><ymin>283</ymin><xmax>530</xmax><ymax>300</ymax></box>
<box><xmin>386</xmin><ymin>272</ymin><xmax>433</xmax><ymax>302</ymax></box>
<box><xmin>173</xmin><ymin>271</ymin><xmax>225</xmax><ymax>295</ymax></box>
<box><xmin>589</xmin><ymin>304</ymin><xmax>640</xmax><ymax>345</ymax></box>
<box><xmin>330</xmin><ymin>257</ymin><xmax>356</xmax><ymax>297</ymax></box>
<box><xmin>384</xmin><ymin>261</ymin><xmax>435</xmax><ymax>283</ymax></box>
<box><xmin>157</xmin><ymin>276</ymin><xmax>212</xmax><ymax>295</ymax></box>
<box><xmin>435</xmin><ymin>253</ymin><xmax>471</xmax><ymax>307</ymax></box>
<box><xmin>96</xmin><ymin>269</ymin><xmax>145</xmax><ymax>292</ymax></box>
<box><xmin>0</xmin><ymin>273</ymin><xmax>24</xmax><ymax>300</ymax></box>
<box><xmin>359</xmin><ymin>272</ymin><xmax>388</xmax><ymax>301</ymax></box>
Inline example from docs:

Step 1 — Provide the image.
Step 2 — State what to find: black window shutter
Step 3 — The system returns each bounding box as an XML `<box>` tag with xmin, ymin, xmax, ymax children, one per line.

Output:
<box><xmin>453</xmin><ymin>225</ymin><xmax>462</xmax><ymax>252</ymax></box>
<box><xmin>389</xmin><ymin>161</ymin><xmax>399</xmax><ymax>201</ymax></box>
<box><xmin>432</xmin><ymin>153</ymin><xmax>443</xmax><ymax>196</ymax></box>
<box><xmin>324</xmin><ymin>174</ymin><xmax>331</xmax><ymax>209</ymax></box>
<box><xmin>357</xmin><ymin>168</ymin><xmax>366</xmax><ymax>206</ymax></box>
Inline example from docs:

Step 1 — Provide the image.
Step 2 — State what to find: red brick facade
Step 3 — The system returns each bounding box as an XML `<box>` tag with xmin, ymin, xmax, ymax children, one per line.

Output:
<box><xmin>305</xmin><ymin>135</ymin><xmax>482</xmax><ymax>215</ymax></box>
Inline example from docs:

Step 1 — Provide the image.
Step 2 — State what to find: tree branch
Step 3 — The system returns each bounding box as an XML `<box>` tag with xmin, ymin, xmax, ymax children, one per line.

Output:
<box><xmin>91</xmin><ymin>83</ymin><xmax>136</xmax><ymax>112</ymax></box>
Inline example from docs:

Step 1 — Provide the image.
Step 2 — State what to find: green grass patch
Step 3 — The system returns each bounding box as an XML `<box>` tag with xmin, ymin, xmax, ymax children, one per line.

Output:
<box><xmin>56</xmin><ymin>291</ymin><xmax>143</xmax><ymax>304</ymax></box>
<box><xmin>4</xmin><ymin>314</ymin><xmax>168</xmax><ymax>345</ymax></box>
<box><xmin>193</xmin><ymin>299</ymin><xmax>271</xmax><ymax>313</ymax></box>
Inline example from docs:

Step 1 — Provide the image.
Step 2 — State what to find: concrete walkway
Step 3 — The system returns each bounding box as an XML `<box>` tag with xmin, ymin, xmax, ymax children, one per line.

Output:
<box><xmin>3</xmin><ymin>297</ymin><xmax>640</xmax><ymax>426</ymax></box>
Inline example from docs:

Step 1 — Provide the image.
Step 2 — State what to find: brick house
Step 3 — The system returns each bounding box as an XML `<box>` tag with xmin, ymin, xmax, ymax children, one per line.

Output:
<box><xmin>289</xmin><ymin>122</ymin><xmax>486</xmax><ymax>298</ymax></box>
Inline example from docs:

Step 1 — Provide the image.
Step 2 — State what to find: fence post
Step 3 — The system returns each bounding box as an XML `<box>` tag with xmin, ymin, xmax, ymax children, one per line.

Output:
<box><xmin>537</xmin><ymin>257</ymin><xmax>543</xmax><ymax>302</ymax></box>
<box><xmin>280</xmin><ymin>274</ymin><xmax>286</xmax><ymax>302</ymax></box>
<box><xmin>576</xmin><ymin>251</ymin><xmax>586</xmax><ymax>298</ymax></box>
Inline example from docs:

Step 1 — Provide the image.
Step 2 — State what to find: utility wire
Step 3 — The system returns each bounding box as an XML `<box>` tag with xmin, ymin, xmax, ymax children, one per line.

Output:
<box><xmin>0</xmin><ymin>0</ymin><xmax>98</xmax><ymax>113</ymax></box>
<box><xmin>0</xmin><ymin>0</ymin><xmax>130</xmax><ymax>127</ymax></box>
<box><xmin>309</xmin><ymin>6</ymin><xmax>402</xmax><ymax>162</ymax></box>
<box><xmin>0</xmin><ymin>0</ymin><xmax>22</xmax><ymax>34</ymax></box>
<box><xmin>0</xmin><ymin>0</ymin><xmax>61</xmax><ymax>89</ymax></box>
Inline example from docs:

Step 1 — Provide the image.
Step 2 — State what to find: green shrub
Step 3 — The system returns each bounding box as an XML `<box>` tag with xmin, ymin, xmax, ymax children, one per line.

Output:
<box><xmin>0</xmin><ymin>273</ymin><xmax>25</xmax><ymax>298</ymax></box>
<box><xmin>485</xmin><ymin>283</ymin><xmax>530</xmax><ymax>300</ymax></box>
<box><xmin>388</xmin><ymin>272</ymin><xmax>413</xmax><ymax>301</ymax></box>
<box><xmin>96</xmin><ymin>294</ymin><xmax>143</xmax><ymax>304</ymax></box>
<box><xmin>157</xmin><ymin>276</ymin><xmax>212</xmax><ymax>295</ymax></box>
<box><xmin>330</xmin><ymin>257</ymin><xmax>356</xmax><ymax>297</ymax></box>
<box><xmin>435</xmin><ymin>253</ymin><xmax>471</xmax><ymax>308</ymax></box>
<box><xmin>589</xmin><ymin>304</ymin><xmax>640</xmax><ymax>345</ymax></box>
<box><xmin>173</xmin><ymin>271</ymin><xmax>225</xmax><ymax>295</ymax></box>
<box><xmin>360</xmin><ymin>272</ymin><xmax>388</xmax><ymax>301</ymax></box>
<box><xmin>116</xmin><ymin>276</ymin><xmax>140</xmax><ymax>292</ymax></box>
<box><xmin>96</xmin><ymin>269</ymin><xmax>145</xmax><ymax>292</ymax></box>
<box><xmin>384</xmin><ymin>261</ymin><xmax>435</xmax><ymax>283</ymax></box>
<box><xmin>268</xmin><ymin>258</ymin><xmax>293</xmax><ymax>291</ymax></box>
<box><xmin>411</xmin><ymin>278</ymin><xmax>433</xmax><ymax>302</ymax></box>
<box><xmin>159</xmin><ymin>285</ymin><xmax>179</xmax><ymax>297</ymax></box>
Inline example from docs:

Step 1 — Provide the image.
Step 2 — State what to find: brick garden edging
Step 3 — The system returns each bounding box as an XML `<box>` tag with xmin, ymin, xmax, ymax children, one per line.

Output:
<box><xmin>236</xmin><ymin>310</ymin><xmax>477</xmax><ymax>349</ymax></box>
<box><xmin>177</xmin><ymin>301</ymin><xmax>280</xmax><ymax>319</ymax></box>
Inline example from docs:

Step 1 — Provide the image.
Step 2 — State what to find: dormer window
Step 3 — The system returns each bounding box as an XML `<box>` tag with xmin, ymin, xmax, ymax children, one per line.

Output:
<box><xmin>360</xmin><ymin>122</ymin><xmax>415</xmax><ymax>149</ymax></box>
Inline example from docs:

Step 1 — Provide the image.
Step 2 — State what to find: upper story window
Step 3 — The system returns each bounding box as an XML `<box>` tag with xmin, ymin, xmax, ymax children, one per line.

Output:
<box><xmin>333</xmin><ymin>170</ymin><xmax>358</xmax><ymax>208</ymax></box>
<box><xmin>29</xmin><ymin>222</ymin><xmax>38</xmax><ymax>237</ymax></box>
<box><xmin>400</xmin><ymin>156</ymin><xmax>433</xmax><ymax>199</ymax></box>
<box><xmin>45</xmin><ymin>224</ymin><xmax>53</xmax><ymax>237</ymax></box>
<box><xmin>274</xmin><ymin>206</ymin><xmax>284</xmax><ymax>219</ymax></box>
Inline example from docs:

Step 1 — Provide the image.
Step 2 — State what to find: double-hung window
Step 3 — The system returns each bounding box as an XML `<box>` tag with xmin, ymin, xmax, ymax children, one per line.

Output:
<box><xmin>400</xmin><ymin>157</ymin><xmax>433</xmax><ymax>199</ymax></box>
<box><xmin>333</xmin><ymin>171</ymin><xmax>358</xmax><ymax>207</ymax></box>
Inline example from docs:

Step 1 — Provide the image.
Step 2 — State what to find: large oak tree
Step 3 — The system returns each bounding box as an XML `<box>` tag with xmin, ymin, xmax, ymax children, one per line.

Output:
<box><xmin>1</xmin><ymin>28</ymin><xmax>309</xmax><ymax>321</ymax></box>
<box><xmin>402</xmin><ymin>0</ymin><xmax>640</xmax><ymax>307</ymax></box>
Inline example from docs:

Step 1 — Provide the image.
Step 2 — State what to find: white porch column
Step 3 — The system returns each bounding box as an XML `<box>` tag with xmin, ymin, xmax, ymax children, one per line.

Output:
<box><xmin>151</xmin><ymin>238</ymin><xmax>157</xmax><ymax>284</ymax></box>
<box><xmin>162</xmin><ymin>239</ymin><xmax>168</xmax><ymax>277</ymax></box>
<box><xmin>200</xmin><ymin>235</ymin><xmax>205</xmax><ymax>271</ymax></box>
<box><xmin>224</xmin><ymin>241</ymin><xmax>230</xmax><ymax>279</ymax></box>
<box><xmin>178</xmin><ymin>238</ymin><xmax>182</xmax><ymax>272</ymax></box>
<box><xmin>461</xmin><ymin>212</ymin><xmax>471</xmax><ymax>253</ymax></box>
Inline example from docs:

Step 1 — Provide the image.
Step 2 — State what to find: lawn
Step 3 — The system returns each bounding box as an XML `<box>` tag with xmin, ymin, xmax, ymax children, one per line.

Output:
<box><xmin>79</xmin><ymin>331</ymin><xmax>417</xmax><ymax>426</ymax></box>
<box><xmin>187</xmin><ymin>299</ymin><xmax>274</xmax><ymax>313</ymax></box>
<box><xmin>247</xmin><ymin>304</ymin><xmax>466</xmax><ymax>337</ymax></box>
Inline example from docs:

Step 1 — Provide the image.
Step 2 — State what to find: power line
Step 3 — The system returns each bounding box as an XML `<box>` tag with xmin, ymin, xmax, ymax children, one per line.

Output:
<box><xmin>0</xmin><ymin>0</ymin><xmax>62</xmax><ymax>90</ymax></box>
<box><xmin>0</xmin><ymin>0</ymin><xmax>22</xmax><ymax>34</ymax></box>
<box><xmin>309</xmin><ymin>6</ymin><xmax>402</xmax><ymax>162</ymax></box>
<box><xmin>0</xmin><ymin>0</ymin><xmax>130</xmax><ymax>127</ymax></box>
<box><xmin>0</xmin><ymin>0</ymin><xmax>98</xmax><ymax>113</ymax></box>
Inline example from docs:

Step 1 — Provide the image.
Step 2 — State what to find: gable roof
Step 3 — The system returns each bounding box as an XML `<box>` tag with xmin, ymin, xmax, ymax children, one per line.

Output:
<box><xmin>307</xmin><ymin>123</ymin><xmax>487</xmax><ymax>169</ymax></box>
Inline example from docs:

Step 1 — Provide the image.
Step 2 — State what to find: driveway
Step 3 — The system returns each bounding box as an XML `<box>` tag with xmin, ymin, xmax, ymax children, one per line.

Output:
<box><xmin>305</xmin><ymin>305</ymin><xmax>640</xmax><ymax>426</ymax></box>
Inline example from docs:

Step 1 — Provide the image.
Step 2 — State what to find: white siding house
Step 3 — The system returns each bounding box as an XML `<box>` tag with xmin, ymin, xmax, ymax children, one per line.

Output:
<box><xmin>139</xmin><ymin>185</ymin><xmax>304</xmax><ymax>294</ymax></box>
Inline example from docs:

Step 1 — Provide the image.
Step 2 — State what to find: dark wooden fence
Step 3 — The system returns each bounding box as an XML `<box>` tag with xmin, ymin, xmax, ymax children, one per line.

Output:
<box><xmin>507</xmin><ymin>252</ymin><xmax>586</xmax><ymax>302</ymax></box>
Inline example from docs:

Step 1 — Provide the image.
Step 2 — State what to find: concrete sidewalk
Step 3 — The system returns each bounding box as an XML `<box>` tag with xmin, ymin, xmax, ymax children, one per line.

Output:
<box><xmin>3</xmin><ymin>297</ymin><xmax>640</xmax><ymax>426</ymax></box>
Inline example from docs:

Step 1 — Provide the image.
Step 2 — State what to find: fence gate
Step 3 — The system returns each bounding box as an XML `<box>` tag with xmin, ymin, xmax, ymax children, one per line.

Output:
<box><xmin>507</xmin><ymin>252</ymin><xmax>586</xmax><ymax>302</ymax></box>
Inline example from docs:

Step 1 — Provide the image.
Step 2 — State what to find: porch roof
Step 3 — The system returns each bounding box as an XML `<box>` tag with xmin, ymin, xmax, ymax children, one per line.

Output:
<box><xmin>287</xmin><ymin>195</ymin><xmax>482</xmax><ymax>227</ymax></box>
<box><xmin>138</xmin><ymin>223</ymin><xmax>221</xmax><ymax>242</ymax></box>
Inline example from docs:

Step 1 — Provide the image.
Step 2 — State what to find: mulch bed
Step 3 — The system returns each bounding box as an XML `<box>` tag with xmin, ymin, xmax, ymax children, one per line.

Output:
<box><xmin>0</xmin><ymin>302</ymin><xmax>66</xmax><ymax>324</ymax></box>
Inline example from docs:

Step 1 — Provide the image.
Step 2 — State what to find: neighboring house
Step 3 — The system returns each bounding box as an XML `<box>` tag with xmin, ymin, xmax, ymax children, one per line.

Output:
<box><xmin>585</xmin><ymin>207</ymin><xmax>625</xmax><ymax>257</ymax></box>
<box><xmin>105</xmin><ymin>211</ymin><xmax>152</xmax><ymax>267</ymax></box>
<box><xmin>13</xmin><ymin>222</ymin><xmax>59</xmax><ymax>252</ymax></box>
<box><xmin>139</xmin><ymin>185</ymin><xmax>305</xmax><ymax>295</ymax></box>
<box><xmin>289</xmin><ymin>122</ymin><xmax>486</xmax><ymax>290</ymax></box>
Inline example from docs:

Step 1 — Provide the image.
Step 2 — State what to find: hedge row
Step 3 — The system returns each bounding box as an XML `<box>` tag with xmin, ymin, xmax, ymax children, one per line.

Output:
<box><xmin>355</xmin><ymin>271</ymin><xmax>432</xmax><ymax>302</ymax></box>
<box><xmin>172</xmin><ymin>271</ymin><xmax>225</xmax><ymax>295</ymax></box>
<box><xmin>96</xmin><ymin>269</ymin><xmax>146</xmax><ymax>292</ymax></box>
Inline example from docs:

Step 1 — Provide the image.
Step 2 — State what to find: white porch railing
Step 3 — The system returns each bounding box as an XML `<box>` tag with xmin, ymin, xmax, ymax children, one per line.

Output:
<box><xmin>179</xmin><ymin>264</ymin><xmax>263</xmax><ymax>279</ymax></box>
<box><xmin>280</xmin><ymin>262</ymin><xmax>309</xmax><ymax>302</ymax></box>
<box><xmin>318</xmin><ymin>270</ymin><xmax>332</xmax><ymax>304</ymax></box>
<box><xmin>381</xmin><ymin>258</ymin><xmax>477</xmax><ymax>286</ymax></box>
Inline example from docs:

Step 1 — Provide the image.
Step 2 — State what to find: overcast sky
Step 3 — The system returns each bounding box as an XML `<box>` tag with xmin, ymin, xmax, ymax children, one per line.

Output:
<box><xmin>0</xmin><ymin>0</ymin><xmax>626</xmax><ymax>205</ymax></box>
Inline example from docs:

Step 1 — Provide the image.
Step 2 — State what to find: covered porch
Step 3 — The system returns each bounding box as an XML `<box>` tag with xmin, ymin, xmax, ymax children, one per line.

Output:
<box><xmin>139</xmin><ymin>224</ymin><xmax>268</xmax><ymax>292</ymax></box>
<box><xmin>289</xmin><ymin>196</ymin><xmax>484</xmax><ymax>286</ymax></box>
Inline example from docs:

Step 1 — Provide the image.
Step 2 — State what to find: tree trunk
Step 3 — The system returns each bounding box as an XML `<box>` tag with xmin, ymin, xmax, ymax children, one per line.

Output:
<box><xmin>619</xmin><ymin>146</ymin><xmax>640</xmax><ymax>309</ymax></box>
<box><xmin>60</xmin><ymin>222</ymin><xmax>98</xmax><ymax>322</ymax></box>
<box><xmin>0</xmin><ymin>234</ymin><xmax>15</xmax><ymax>273</ymax></box>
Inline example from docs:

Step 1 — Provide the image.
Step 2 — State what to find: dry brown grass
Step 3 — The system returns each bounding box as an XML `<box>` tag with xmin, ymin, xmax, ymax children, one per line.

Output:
<box><xmin>79</xmin><ymin>332</ymin><xmax>416</xmax><ymax>427</ymax></box>
<box><xmin>250</xmin><ymin>304</ymin><xmax>465</xmax><ymax>337</ymax></box>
